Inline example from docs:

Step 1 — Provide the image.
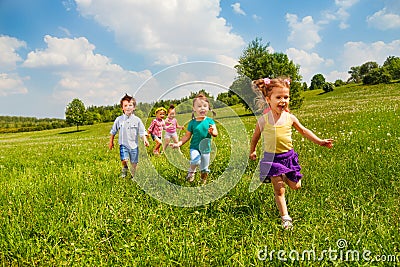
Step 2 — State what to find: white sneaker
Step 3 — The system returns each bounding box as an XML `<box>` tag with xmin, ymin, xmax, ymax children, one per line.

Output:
<box><xmin>186</xmin><ymin>171</ymin><xmax>195</xmax><ymax>182</ymax></box>
<box><xmin>121</xmin><ymin>167</ymin><xmax>128</xmax><ymax>178</ymax></box>
<box><xmin>282</xmin><ymin>218</ymin><xmax>293</xmax><ymax>230</ymax></box>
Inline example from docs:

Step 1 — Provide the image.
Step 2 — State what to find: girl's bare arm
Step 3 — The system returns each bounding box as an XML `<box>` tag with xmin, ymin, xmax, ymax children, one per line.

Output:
<box><xmin>249</xmin><ymin>116</ymin><xmax>264</xmax><ymax>160</ymax></box>
<box><xmin>291</xmin><ymin>114</ymin><xmax>333</xmax><ymax>148</ymax></box>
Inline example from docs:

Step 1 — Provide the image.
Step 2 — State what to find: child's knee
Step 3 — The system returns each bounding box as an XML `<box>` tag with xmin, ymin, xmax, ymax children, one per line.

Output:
<box><xmin>274</xmin><ymin>187</ymin><xmax>285</xmax><ymax>196</ymax></box>
<box><xmin>289</xmin><ymin>181</ymin><xmax>301</xmax><ymax>190</ymax></box>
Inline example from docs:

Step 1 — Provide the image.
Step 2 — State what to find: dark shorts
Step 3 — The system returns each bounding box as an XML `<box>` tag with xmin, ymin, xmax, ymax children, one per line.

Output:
<box><xmin>151</xmin><ymin>134</ymin><xmax>161</xmax><ymax>142</ymax></box>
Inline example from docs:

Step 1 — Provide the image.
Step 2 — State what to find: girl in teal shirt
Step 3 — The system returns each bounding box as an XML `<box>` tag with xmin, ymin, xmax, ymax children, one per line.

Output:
<box><xmin>172</xmin><ymin>93</ymin><xmax>218</xmax><ymax>184</ymax></box>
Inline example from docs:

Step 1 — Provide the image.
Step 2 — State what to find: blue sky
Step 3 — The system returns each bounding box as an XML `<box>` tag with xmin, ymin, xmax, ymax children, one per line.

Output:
<box><xmin>1</xmin><ymin>0</ymin><xmax>399</xmax><ymax>118</ymax></box>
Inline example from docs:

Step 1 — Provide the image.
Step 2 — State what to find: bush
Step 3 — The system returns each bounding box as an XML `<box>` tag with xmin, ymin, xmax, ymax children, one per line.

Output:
<box><xmin>363</xmin><ymin>67</ymin><xmax>391</xmax><ymax>85</ymax></box>
<box><xmin>322</xmin><ymin>82</ymin><xmax>334</xmax><ymax>93</ymax></box>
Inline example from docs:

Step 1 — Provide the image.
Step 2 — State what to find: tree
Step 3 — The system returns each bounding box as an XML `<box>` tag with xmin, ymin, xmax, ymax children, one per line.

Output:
<box><xmin>359</xmin><ymin>61</ymin><xmax>379</xmax><ymax>77</ymax></box>
<box><xmin>302</xmin><ymin>82</ymin><xmax>308</xmax><ymax>91</ymax></box>
<box><xmin>232</xmin><ymin>37</ymin><xmax>303</xmax><ymax>112</ymax></box>
<box><xmin>216</xmin><ymin>92</ymin><xmax>240</xmax><ymax>106</ymax></box>
<box><xmin>383</xmin><ymin>56</ymin><xmax>400</xmax><ymax>80</ymax></box>
<box><xmin>347</xmin><ymin>66</ymin><xmax>361</xmax><ymax>83</ymax></box>
<box><xmin>310</xmin><ymin>74</ymin><xmax>325</xmax><ymax>90</ymax></box>
<box><xmin>362</xmin><ymin>67</ymin><xmax>391</xmax><ymax>85</ymax></box>
<box><xmin>322</xmin><ymin>82</ymin><xmax>334</xmax><ymax>93</ymax></box>
<box><xmin>334</xmin><ymin>79</ymin><xmax>345</xmax><ymax>87</ymax></box>
<box><xmin>65</xmin><ymin>98</ymin><xmax>86</xmax><ymax>131</ymax></box>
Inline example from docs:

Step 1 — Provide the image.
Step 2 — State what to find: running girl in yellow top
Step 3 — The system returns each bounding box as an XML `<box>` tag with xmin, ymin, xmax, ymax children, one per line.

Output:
<box><xmin>249</xmin><ymin>77</ymin><xmax>333</xmax><ymax>229</ymax></box>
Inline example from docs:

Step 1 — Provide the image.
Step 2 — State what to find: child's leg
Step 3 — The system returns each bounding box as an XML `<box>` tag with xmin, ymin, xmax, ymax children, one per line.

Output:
<box><xmin>186</xmin><ymin>149</ymin><xmax>201</xmax><ymax>182</ymax></box>
<box><xmin>130</xmin><ymin>163</ymin><xmax>137</xmax><ymax>178</ymax></box>
<box><xmin>162</xmin><ymin>136</ymin><xmax>171</xmax><ymax>152</ymax></box>
<box><xmin>171</xmin><ymin>133</ymin><xmax>181</xmax><ymax>153</ymax></box>
<box><xmin>199</xmin><ymin>153</ymin><xmax>210</xmax><ymax>184</ymax></box>
<box><xmin>119</xmin><ymin>145</ymin><xmax>130</xmax><ymax>178</ymax></box>
<box><xmin>171</xmin><ymin>133</ymin><xmax>179</xmax><ymax>144</ymax></box>
<box><xmin>283</xmin><ymin>174</ymin><xmax>302</xmax><ymax>190</ymax></box>
<box><xmin>121</xmin><ymin>159</ymin><xmax>128</xmax><ymax>168</ymax></box>
<box><xmin>271</xmin><ymin>175</ymin><xmax>288</xmax><ymax>217</ymax></box>
<box><xmin>153</xmin><ymin>137</ymin><xmax>162</xmax><ymax>154</ymax></box>
<box><xmin>200</xmin><ymin>172</ymin><xmax>208</xmax><ymax>184</ymax></box>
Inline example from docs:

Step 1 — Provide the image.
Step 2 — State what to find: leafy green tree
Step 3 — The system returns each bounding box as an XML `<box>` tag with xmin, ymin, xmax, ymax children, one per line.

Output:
<box><xmin>359</xmin><ymin>61</ymin><xmax>379</xmax><ymax>77</ymax></box>
<box><xmin>232</xmin><ymin>37</ymin><xmax>303</xmax><ymax>112</ymax></box>
<box><xmin>302</xmin><ymin>82</ymin><xmax>308</xmax><ymax>91</ymax></box>
<box><xmin>362</xmin><ymin>67</ymin><xmax>391</xmax><ymax>85</ymax></box>
<box><xmin>383</xmin><ymin>56</ymin><xmax>400</xmax><ymax>80</ymax></box>
<box><xmin>322</xmin><ymin>82</ymin><xmax>334</xmax><ymax>93</ymax></box>
<box><xmin>334</xmin><ymin>79</ymin><xmax>345</xmax><ymax>87</ymax></box>
<box><xmin>347</xmin><ymin>66</ymin><xmax>361</xmax><ymax>83</ymax></box>
<box><xmin>310</xmin><ymin>74</ymin><xmax>325</xmax><ymax>90</ymax></box>
<box><xmin>216</xmin><ymin>92</ymin><xmax>240</xmax><ymax>106</ymax></box>
<box><xmin>65</xmin><ymin>98</ymin><xmax>86</xmax><ymax>131</ymax></box>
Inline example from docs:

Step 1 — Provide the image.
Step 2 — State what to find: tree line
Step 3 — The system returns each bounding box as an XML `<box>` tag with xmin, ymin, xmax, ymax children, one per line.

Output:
<box><xmin>0</xmin><ymin>116</ymin><xmax>68</xmax><ymax>133</ymax></box>
<box><xmin>309</xmin><ymin>55</ymin><xmax>400</xmax><ymax>93</ymax></box>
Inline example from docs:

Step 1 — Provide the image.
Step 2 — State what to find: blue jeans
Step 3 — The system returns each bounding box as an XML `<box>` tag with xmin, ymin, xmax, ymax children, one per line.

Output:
<box><xmin>189</xmin><ymin>149</ymin><xmax>210</xmax><ymax>173</ymax></box>
<box><xmin>119</xmin><ymin>145</ymin><xmax>139</xmax><ymax>163</ymax></box>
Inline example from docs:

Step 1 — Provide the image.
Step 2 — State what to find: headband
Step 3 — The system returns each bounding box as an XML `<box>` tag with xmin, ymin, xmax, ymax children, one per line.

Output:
<box><xmin>263</xmin><ymin>77</ymin><xmax>291</xmax><ymax>86</ymax></box>
<box><xmin>154</xmin><ymin>107</ymin><xmax>167</xmax><ymax>115</ymax></box>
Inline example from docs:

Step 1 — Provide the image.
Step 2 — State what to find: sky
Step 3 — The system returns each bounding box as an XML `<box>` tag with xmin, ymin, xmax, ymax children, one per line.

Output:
<box><xmin>0</xmin><ymin>0</ymin><xmax>399</xmax><ymax>118</ymax></box>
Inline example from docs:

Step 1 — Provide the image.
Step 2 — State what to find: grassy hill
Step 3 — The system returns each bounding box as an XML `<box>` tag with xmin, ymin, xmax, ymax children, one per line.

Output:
<box><xmin>0</xmin><ymin>83</ymin><xmax>399</xmax><ymax>265</ymax></box>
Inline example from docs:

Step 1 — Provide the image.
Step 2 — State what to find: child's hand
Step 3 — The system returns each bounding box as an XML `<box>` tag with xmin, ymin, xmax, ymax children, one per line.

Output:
<box><xmin>208</xmin><ymin>124</ymin><xmax>217</xmax><ymax>137</ymax></box>
<box><xmin>249</xmin><ymin>151</ymin><xmax>257</xmax><ymax>161</ymax></box>
<box><xmin>109</xmin><ymin>142</ymin><xmax>114</xmax><ymax>150</ymax></box>
<box><xmin>144</xmin><ymin>140</ymin><xmax>150</xmax><ymax>147</ymax></box>
<box><xmin>170</xmin><ymin>143</ymin><xmax>179</xmax><ymax>149</ymax></box>
<box><xmin>320</xmin><ymin>139</ymin><xmax>334</xmax><ymax>148</ymax></box>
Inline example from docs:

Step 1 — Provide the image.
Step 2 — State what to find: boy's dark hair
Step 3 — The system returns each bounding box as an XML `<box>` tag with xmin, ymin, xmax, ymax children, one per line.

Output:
<box><xmin>120</xmin><ymin>93</ymin><xmax>136</xmax><ymax>107</ymax></box>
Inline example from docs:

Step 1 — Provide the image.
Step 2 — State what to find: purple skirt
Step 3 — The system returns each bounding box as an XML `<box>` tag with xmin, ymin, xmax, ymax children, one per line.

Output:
<box><xmin>259</xmin><ymin>149</ymin><xmax>303</xmax><ymax>183</ymax></box>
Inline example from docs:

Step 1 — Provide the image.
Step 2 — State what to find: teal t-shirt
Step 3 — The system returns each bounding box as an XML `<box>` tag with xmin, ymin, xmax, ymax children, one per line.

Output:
<box><xmin>188</xmin><ymin>117</ymin><xmax>215</xmax><ymax>154</ymax></box>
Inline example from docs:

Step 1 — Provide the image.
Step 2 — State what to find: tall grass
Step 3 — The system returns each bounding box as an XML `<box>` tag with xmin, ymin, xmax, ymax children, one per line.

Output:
<box><xmin>0</xmin><ymin>83</ymin><xmax>399</xmax><ymax>266</ymax></box>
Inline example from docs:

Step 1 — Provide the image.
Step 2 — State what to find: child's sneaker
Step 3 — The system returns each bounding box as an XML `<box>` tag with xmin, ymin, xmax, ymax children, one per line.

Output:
<box><xmin>200</xmin><ymin>172</ymin><xmax>208</xmax><ymax>185</ymax></box>
<box><xmin>121</xmin><ymin>167</ymin><xmax>128</xmax><ymax>178</ymax></box>
<box><xmin>186</xmin><ymin>171</ymin><xmax>195</xmax><ymax>182</ymax></box>
<box><xmin>282</xmin><ymin>216</ymin><xmax>293</xmax><ymax>230</ymax></box>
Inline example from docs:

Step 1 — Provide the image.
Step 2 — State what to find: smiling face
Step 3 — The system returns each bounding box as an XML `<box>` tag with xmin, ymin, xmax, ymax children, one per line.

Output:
<box><xmin>155</xmin><ymin>110</ymin><xmax>166</xmax><ymax>120</ymax></box>
<box><xmin>167</xmin><ymin>108</ymin><xmax>176</xmax><ymax>119</ymax></box>
<box><xmin>266</xmin><ymin>86</ymin><xmax>290</xmax><ymax>113</ymax></box>
<box><xmin>193</xmin><ymin>98</ymin><xmax>210</xmax><ymax>119</ymax></box>
<box><xmin>121</xmin><ymin>100</ymin><xmax>135</xmax><ymax>115</ymax></box>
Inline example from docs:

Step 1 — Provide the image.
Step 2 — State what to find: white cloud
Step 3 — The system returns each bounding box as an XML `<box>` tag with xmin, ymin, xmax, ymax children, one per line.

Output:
<box><xmin>321</xmin><ymin>0</ymin><xmax>360</xmax><ymax>29</ymax></box>
<box><xmin>231</xmin><ymin>3</ymin><xmax>246</xmax><ymax>15</ymax></box>
<box><xmin>367</xmin><ymin>8</ymin><xmax>400</xmax><ymax>30</ymax></box>
<box><xmin>75</xmin><ymin>0</ymin><xmax>245</xmax><ymax>65</ymax></box>
<box><xmin>286</xmin><ymin>48</ymin><xmax>329</xmax><ymax>83</ymax></box>
<box><xmin>286</xmin><ymin>14</ymin><xmax>321</xmax><ymax>50</ymax></box>
<box><xmin>342</xmin><ymin>40</ymin><xmax>400</xmax><ymax>69</ymax></box>
<box><xmin>215</xmin><ymin>54</ymin><xmax>238</xmax><ymax>69</ymax></box>
<box><xmin>0</xmin><ymin>35</ymin><xmax>26</xmax><ymax>72</ymax></box>
<box><xmin>0</xmin><ymin>36</ymin><xmax>29</xmax><ymax>96</ymax></box>
<box><xmin>134</xmin><ymin>62</ymin><xmax>238</xmax><ymax>102</ymax></box>
<box><xmin>22</xmin><ymin>35</ymin><xmax>152</xmax><ymax>106</ymax></box>
<box><xmin>0</xmin><ymin>73</ymin><xmax>28</xmax><ymax>96</ymax></box>
<box><xmin>325</xmin><ymin>70</ymin><xmax>349</xmax><ymax>83</ymax></box>
<box><xmin>335</xmin><ymin>0</ymin><xmax>359</xmax><ymax>9</ymax></box>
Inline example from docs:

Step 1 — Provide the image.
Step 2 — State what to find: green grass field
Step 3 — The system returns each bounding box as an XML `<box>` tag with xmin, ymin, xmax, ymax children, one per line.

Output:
<box><xmin>1</xmin><ymin>83</ymin><xmax>399</xmax><ymax>266</ymax></box>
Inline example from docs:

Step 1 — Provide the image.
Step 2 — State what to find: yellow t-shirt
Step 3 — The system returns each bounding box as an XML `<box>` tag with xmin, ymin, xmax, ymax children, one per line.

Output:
<box><xmin>262</xmin><ymin>112</ymin><xmax>293</xmax><ymax>153</ymax></box>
